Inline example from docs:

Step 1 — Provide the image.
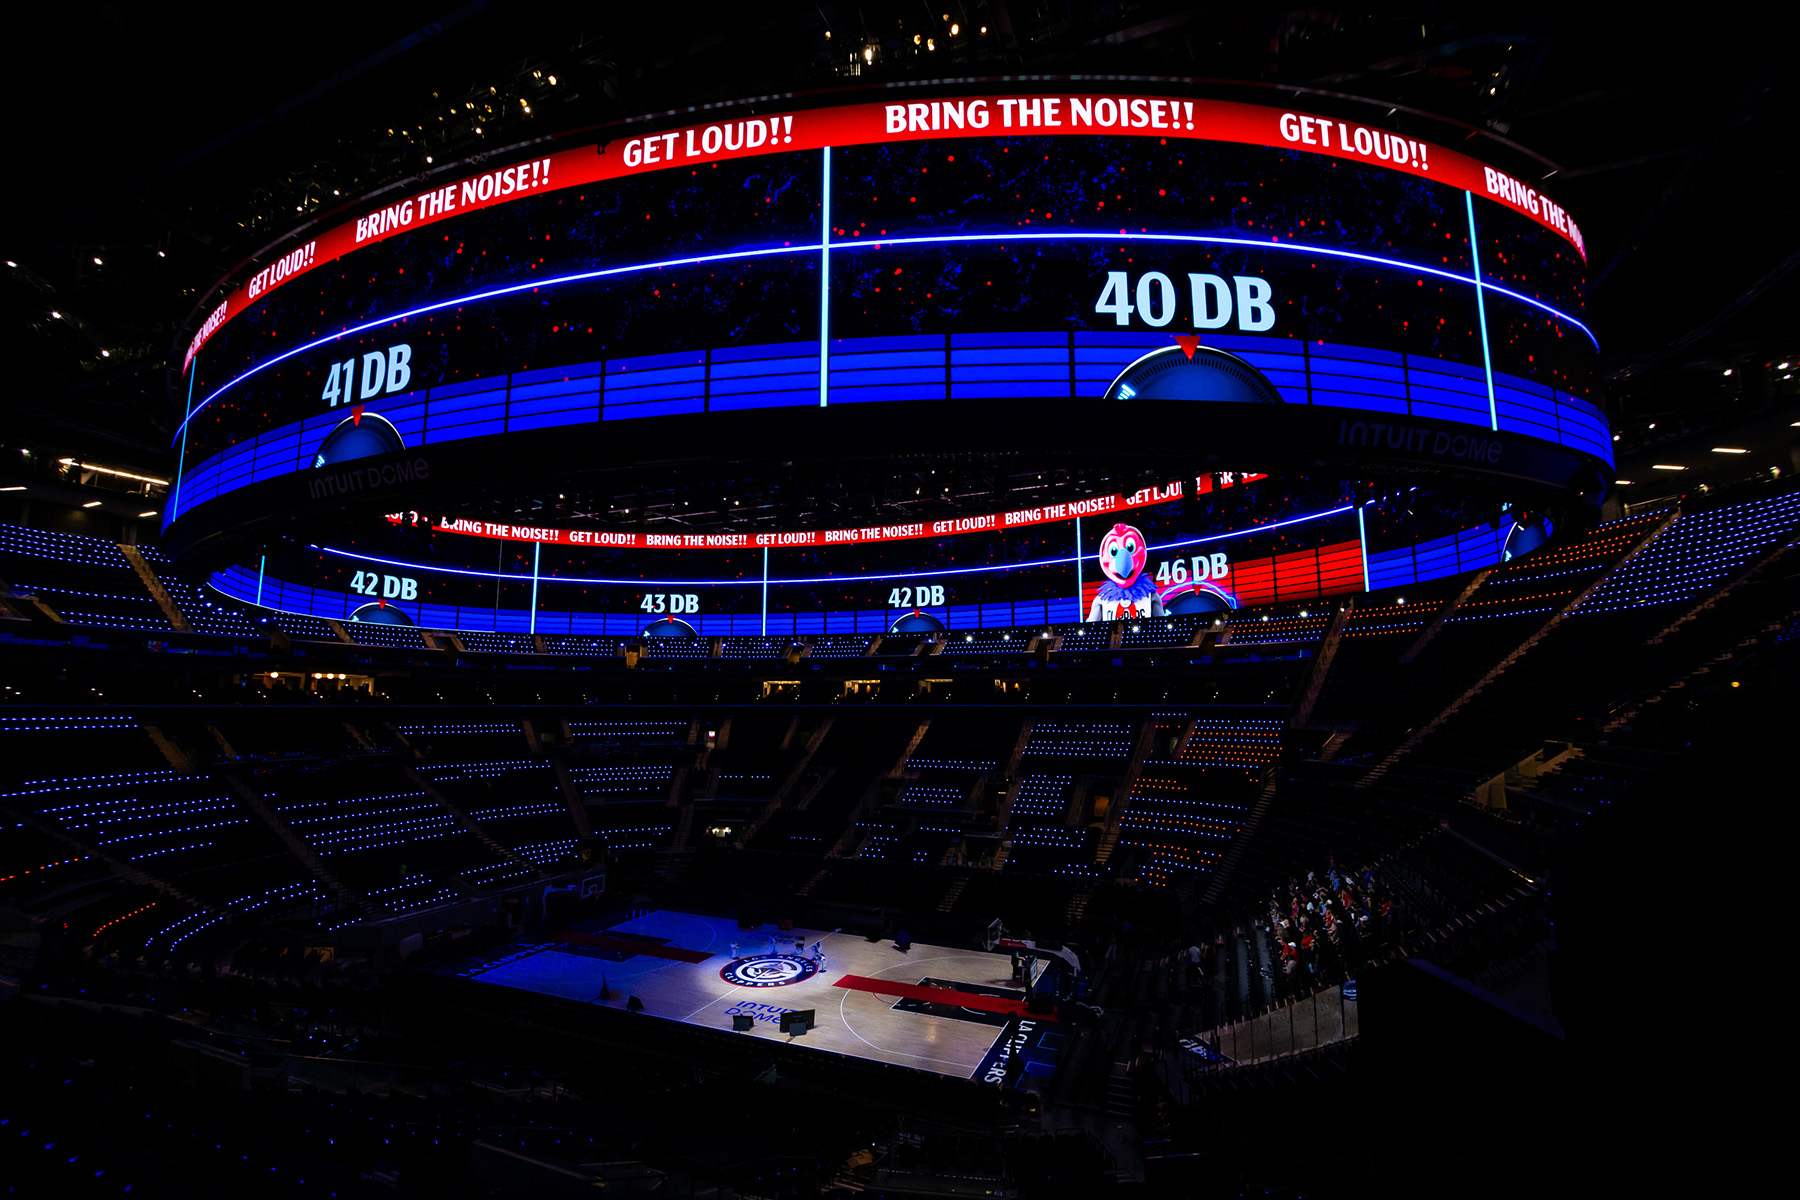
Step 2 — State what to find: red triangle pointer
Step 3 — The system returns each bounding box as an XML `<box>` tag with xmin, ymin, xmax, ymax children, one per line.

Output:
<box><xmin>1174</xmin><ymin>335</ymin><xmax>1200</xmax><ymax>360</ymax></box>
<box><xmin>351</xmin><ymin>404</ymin><xmax>365</xmax><ymax>426</ymax></box>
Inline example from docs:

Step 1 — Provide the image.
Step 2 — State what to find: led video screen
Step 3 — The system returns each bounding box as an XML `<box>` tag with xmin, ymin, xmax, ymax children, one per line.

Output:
<box><xmin>169</xmin><ymin>90</ymin><xmax>1605</xmax><ymax>535</ymax></box>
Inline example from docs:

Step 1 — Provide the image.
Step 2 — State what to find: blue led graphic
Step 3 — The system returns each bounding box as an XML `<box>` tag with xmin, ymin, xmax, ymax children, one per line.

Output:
<box><xmin>172</xmin><ymin>231</ymin><xmax>1597</xmax><ymax>442</ymax></box>
<box><xmin>167</xmin><ymin>330</ymin><xmax>1611</xmax><ymax>525</ymax></box>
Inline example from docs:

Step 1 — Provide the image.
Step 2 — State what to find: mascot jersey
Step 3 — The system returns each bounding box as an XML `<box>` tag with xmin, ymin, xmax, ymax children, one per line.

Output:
<box><xmin>1087</xmin><ymin>523</ymin><xmax>1165</xmax><ymax>621</ymax></box>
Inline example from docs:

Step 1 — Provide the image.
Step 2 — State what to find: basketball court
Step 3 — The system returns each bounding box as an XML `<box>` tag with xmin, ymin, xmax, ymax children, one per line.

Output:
<box><xmin>444</xmin><ymin>910</ymin><xmax>1067</xmax><ymax>1084</ymax></box>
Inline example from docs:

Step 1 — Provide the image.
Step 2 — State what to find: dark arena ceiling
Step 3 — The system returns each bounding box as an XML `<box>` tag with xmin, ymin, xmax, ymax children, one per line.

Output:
<box><xmin>4</xmin><ymin>3</ymin><xmax>1795</xmax><ymax>510</ymax></box>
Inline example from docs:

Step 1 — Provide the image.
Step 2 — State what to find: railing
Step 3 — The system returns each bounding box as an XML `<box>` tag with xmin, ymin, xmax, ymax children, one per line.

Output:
<box><xmin>1183</xmin><ymin>981</ymin><xmax>1358</xmax><ymax>1073</ymax></box>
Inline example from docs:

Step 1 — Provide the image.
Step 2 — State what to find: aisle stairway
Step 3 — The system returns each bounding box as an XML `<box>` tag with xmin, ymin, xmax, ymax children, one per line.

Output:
<box><xmin>1196</xmin><ymin>772</ymin><xmax>1278</xmax><ymax>907</ymax></box>
<box><xmin>219</xmin><ymin>772</ymin><xmax>362</xmax><ymax>914</ymax></box>
<box><xmin>1357</xmin><ymin>513</ymin><xmax>1677</xmax><ymax>788</ymax></box>
<box><xmin>117</xmin><ymin>544</ymin><xmax>188</xmax><ymax>632</ymax></box>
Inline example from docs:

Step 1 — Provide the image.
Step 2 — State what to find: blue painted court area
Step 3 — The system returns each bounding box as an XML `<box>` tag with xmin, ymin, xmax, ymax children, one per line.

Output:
<box><xmin>445</xmin><ymin>908</ymin><xmax>1034</xmax><ymax>1080</ymax></box>
<box><xmin>470</xmin><ymin>910</ymin><xmax>752</xmax><ymax>1003</ymax></box>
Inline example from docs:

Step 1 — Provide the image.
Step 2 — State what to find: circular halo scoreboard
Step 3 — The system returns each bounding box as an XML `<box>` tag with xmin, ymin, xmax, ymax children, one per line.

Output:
<box><xmin>165</xmin><ymin>85</ymin><xmax>1610</xmax><ymax>637</ymax></box>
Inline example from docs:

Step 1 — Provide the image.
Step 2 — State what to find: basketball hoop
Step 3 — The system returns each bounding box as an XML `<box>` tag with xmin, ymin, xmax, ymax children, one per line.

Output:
<box><xmin>982</xmin><ymin>917</ymin><xmax>1003</xmax><ymax>952</ymax></box>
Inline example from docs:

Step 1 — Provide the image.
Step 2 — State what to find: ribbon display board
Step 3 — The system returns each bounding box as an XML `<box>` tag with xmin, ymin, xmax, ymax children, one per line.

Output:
<box><xmin>185</xmin><ymin>91</ymin><xmax>1582</xmax><ymax>369</ymax></box>
<box><xmin>398</xmin><ymin>479</ymin><xmax>1239</xmax><ymax>550</ymax></box>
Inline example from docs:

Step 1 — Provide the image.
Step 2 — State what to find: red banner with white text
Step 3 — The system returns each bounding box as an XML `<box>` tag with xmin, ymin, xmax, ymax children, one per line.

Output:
<box><xmin>185</xmin><ymin>93</ymin><xmax>1582</xmax><ymax>370</ymax></box>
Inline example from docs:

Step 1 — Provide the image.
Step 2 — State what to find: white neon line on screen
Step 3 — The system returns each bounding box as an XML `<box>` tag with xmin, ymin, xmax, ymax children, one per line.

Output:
<box><xmin>173</xmin><ymin>233</ymin><xmax>1596</xmax><ymax>441</ymax></box>
<box><xmin>309</xmin><ymin>504</ymin><xmax>1354</xmax><ymax>587</ymax></box>
<box><xmin>168</xmin><ymin>358</ymin><xmax>198</xmax><ymax>522</ymax></box>
<box><xmin>1464</xmin><ymin>192</ymin><xmax>1500</xmax><ymax>432</ymax></box>
<box><xmin>819</xmin><ymin>146</ymin><xmax>832</xmax><ymax>407</ymax></box>
<box><xmin>1357</xmin><ymin>501</ymin><xmax>1372</xmax><ymax>592</ymax></box>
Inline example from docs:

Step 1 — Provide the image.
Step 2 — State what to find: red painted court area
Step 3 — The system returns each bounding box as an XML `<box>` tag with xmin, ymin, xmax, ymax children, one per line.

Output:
<box><xmin>832</xmin><ymin>974</ymin><xmax>1053</xmax><ymax>1019</ymax></box>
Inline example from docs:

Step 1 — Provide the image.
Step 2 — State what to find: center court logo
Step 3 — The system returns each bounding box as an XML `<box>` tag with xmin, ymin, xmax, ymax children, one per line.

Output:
<box><xmin>720</xmin><ymin>954</ymin><xmax>820</xmax><ymax>988</ymax></box>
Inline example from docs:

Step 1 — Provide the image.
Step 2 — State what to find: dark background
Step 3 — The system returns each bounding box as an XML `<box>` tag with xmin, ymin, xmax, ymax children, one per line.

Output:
<box><xmin>5</xmin><ymin>3</ymin><xmax>1791</xmax><ymax>480</ymax></box>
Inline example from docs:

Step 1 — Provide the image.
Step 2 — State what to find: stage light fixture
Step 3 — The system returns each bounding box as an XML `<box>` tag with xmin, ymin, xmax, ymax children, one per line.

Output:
<box><xmin>58</xmin><ymin>459</ymin><xmax>169</xmax><ymax>486</ymax></box>
<box><xmin>82</xmin><ymin>501</ymin><xmax>101</xmax><ymax>508</ymax></box>
<box><xmin>1712</xmin><ymin>447</ymin><xmax>1747</xmax><ymax>454</ymax></box>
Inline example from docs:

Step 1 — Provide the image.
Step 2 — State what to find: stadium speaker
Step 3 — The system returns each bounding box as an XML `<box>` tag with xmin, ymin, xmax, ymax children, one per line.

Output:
<box><xmin>627</xmin><ymin>995</ymin><xmax>645</xmax><ymax>1013</ymax></box>
<box><xmin>786</xmin><ymin>1008</ymin><xmax>816</xmax><ymax>1030</ymax></box>
<box><xmin>1026</xmin><ymin>993</ymin><xmax>1055</xmax><ymax>1015</ymax></box>
<box><xmin>732</xmin><ymin>1014</ymin><xmax>754</xmax><ymax>1032</ymax></box>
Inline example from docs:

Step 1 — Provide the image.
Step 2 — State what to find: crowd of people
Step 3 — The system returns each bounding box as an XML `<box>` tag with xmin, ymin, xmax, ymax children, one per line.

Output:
<box><xmin>1262</xmin><ymin>856</ymin><xmax>1404</xmax><ymax>996</ymax></box>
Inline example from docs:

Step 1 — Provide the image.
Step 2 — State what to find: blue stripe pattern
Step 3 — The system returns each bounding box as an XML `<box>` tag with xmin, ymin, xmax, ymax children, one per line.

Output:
<box><xmin>1366</xmin><ymin>525</ymin><xmax>1509</xmax><ymax>591</ymax></box>
<box><xmin>170</xmin><ymin>332</ymin><xmax>1611</xmax><ymax>520</ymax></box>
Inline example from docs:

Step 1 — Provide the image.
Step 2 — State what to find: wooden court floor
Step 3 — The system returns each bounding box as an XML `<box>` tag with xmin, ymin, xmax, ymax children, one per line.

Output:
<box><xmin>463</xmin><ymin>910</ymin><xmax>1034</xmax><ymax>1079</ymax></box>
